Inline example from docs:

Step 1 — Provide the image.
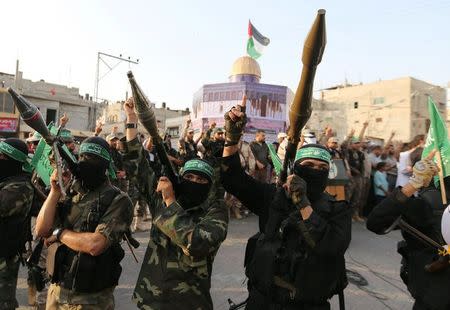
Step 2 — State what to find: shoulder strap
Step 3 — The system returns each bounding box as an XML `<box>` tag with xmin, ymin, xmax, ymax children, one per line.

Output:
<box><xmin>98</xmin><ymin>186</ymin><xmax>122</xmax><ymax>216</ymax></box>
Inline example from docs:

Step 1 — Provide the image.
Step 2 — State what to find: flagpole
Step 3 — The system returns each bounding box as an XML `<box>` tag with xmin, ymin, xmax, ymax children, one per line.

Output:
<box><xmin>435</xmin><ymin>150</ymin><xmax>447</xmax><ymax>205</ymax></box>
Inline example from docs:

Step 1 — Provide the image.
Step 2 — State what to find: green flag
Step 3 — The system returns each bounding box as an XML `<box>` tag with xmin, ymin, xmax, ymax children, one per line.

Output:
<box><xmin>268</xmin><ymin>143</ymin><xmax>283</xmax><ymax>176</ymax></box>
<box><xmin>422</xmin><ymin>97</ymin><xmax>450</xmax><ymax>183</ymax></box>
<box><xmin>30</xmin><ymin>124</ymin><xmax>76</xmax><ymax>186</ymax></box>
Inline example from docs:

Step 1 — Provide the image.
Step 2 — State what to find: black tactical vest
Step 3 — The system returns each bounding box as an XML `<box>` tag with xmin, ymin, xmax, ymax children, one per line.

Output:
<box><xmin>51</xmin><ymin>186</ymin><xmax>125</xmax><ymax>293</ymax></box>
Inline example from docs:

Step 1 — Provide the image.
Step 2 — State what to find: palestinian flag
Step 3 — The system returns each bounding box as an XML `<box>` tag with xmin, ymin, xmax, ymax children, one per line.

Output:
<box><xmin>247</xmin><ymin>20</ymin><xmax>270</xmax><ymax>59</ymax></box>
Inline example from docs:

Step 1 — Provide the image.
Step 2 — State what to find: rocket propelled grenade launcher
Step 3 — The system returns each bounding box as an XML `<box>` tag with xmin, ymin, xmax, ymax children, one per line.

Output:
<box><xmin>8</xmin><ymin>87</ymin><xmax>71</xmax><ymax>196</ymax></box>
<box><xmin>7</xmin><ymin>88</ymin><xmax>53</xmax><ymax>142</ymax></box>
<box><xmin>281</xmin><ymin>9</ymin><xmax>327</xmax><ymax>183</ymax></box>
<box><xmin>127</xmin><ymin>71</ymin><xmax>180</xmax><ymax>188</ymax></box>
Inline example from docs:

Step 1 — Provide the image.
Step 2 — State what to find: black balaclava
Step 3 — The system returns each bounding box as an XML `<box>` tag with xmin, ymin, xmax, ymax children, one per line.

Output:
<box><xmin>0</xmin><ymin>138</ymin><xmax>28</xmax><ymax>181</ymax></box>
<box><xmin>293</xmin><ymin>144</ymin><xmax>331</xmax><ymax>202</ymax></box>
<box><xmin>178</xmin><ymin>178</ymin><xmax>211</xmax><ymax>209</ymax></box>
<box><xmin>78</xmin><ymin>137</ymin><xmax>110</xmax><ymax>190</ymax></box>
<box><xmin>177</xmin><ymin>159</ymin><xmax>213</xmax><ymax>209</ymax></box>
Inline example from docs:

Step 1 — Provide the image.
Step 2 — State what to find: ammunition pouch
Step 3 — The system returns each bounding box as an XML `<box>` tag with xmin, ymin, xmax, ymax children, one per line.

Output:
<box><xmin>0</xmin><ymin>215</ymin><xmax>27</xmax><ymax>258</ymax></box>
<box><xmin>47</xmin><ymin>186</ymin><xmax>127</xmax><ymax>293</ymax></box>
<box><xmin>246</xmin><ymin>233</ymin><xmax>295</xmax><ymax>304</ymax></box>
<box><xmin>47</xmin><ymin>242</ymin><xmax>124</xmax><ymax>293</ymax></box>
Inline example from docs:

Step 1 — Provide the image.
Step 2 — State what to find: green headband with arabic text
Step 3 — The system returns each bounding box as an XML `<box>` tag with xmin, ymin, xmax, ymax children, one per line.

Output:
<box><xmin>295</xmin><ymin>146</ymin><xmax>331</xmax><ymax>164</ymax></box>
<box><xmin>79</xmin><ymin>142</ymin><xmax>116</xmax><ymax>179</ymax></box>
<box><xmin>181</xmin><ymin>159</ymin><xmax>214</xmax><ymax>182</ymax></box>
<box><xmin>0</xmin><ymin>141</ymin><xmax>32</xmax><ymax>172</ymax></box>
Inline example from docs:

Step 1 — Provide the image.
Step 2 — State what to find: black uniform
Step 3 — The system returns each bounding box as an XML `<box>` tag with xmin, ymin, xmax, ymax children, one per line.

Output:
<box><xmin>221</xmin><ymin>153</ymin><xmax>351</xmax><ymax>309</ymax></box>
<box><xmin>367</xmin><ymin>187</ymin><xmax>450</xmax><ymax>310</ymax></box>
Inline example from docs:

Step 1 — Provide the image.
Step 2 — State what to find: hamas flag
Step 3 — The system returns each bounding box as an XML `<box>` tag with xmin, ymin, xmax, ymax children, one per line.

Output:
<box><xmin>247</xmin><ymin>20</ymin><xmax>270</xmax><ymax>59</ymax></box>
<box><xmin>422</xmin><ymin>97</ymin><xmax>450</xmax><ymax>185</ymax></box>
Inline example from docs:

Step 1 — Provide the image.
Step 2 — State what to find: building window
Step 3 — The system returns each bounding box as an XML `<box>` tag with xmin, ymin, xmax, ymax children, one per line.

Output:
<box><xmin>373</xmin><ymin>97</ymin><xmax>385</xmax><ymax>105</ymax></box>
<box><xmin>231</xmin><ymin>91</ymin><xmax>237</xmax><ymax>100</ymax></box>
<box><xmin>354</xmin><ymin>102</ymin><xmax>358</xmax><ymax>109</ymax></box>
<box><xmin>46</xmin><ymin>109</ymin><xmax>57</xmax><ymax>125</ymax></box>
<box><xmin>208</xmin><ymin>92</ymin><xmax>213</xmax><ymax>101</ymax></box>
<box><xmin>220</xmin><ymin>92</ymin><xmax>225</xmax><ymax>100</ymax></box>
<box><xmin>0</xmin><ymin>92</ymin><xmax>14</xmax><ymax>113</ymax></box>
<box><xmin>167</xmin><ymin>126</ymin><xmax>179</xmax><ymax>137</ymax></box>
<box><xmin>214</xmin><ymin>92</ymin><xmax>219</xmax><ymax>101</ymax></box>
<box><xmin>225</xmin><ymin>91</ymin><xmax>230</xmax><ymax>100</ymax></box>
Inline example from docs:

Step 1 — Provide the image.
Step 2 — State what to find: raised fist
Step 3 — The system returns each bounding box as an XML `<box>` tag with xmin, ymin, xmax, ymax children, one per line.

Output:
<box><xmin>409</xmin><ymin>158</ymin><xmax>439</xmax><ymax>190</ymax></box>
<box><xmin>224</xmin><ymin>95</ymin><xmax>247</xmax><ymax>145</ymax></box>
<box><xmin>124</xmin><ymin>97</ymin><xmax>135</xmax><ymax>116</ymax></box>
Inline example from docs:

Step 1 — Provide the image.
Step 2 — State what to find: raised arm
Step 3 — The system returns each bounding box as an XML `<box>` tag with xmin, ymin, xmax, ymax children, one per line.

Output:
<box><xmin>341</xmin><ymin>128</ymin><xmax>355</xmax><ymax>150</ymax></box>
<box><xmin>367</xmin><ymin>155</ymin><xmax>438</xmax><ymax>233</ymax></box>
<box><xmin>358</xmin><ymin>121</ymin><xmax>369</xmax><ymax>141</ymax></box>
<box><xmin>123</xmin><ymin>97</ymin><xmax>161</xmax><ymax>214</ymax></box>
<box><xmin>382</xmin><ymin>131</ymin><xmax>396</xmax><ymax>156</ymax></box>
<box><xmin>221</xmin><ymin>94</ymin><xmax>275</xmax><ymax>215</ymax></box>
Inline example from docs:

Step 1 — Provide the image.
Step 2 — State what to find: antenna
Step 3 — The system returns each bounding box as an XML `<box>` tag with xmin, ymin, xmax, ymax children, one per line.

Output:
<box><xmin>94</xmin><ymin>52</ymin><xmax>140</xmax><ymax>103</ymax></box>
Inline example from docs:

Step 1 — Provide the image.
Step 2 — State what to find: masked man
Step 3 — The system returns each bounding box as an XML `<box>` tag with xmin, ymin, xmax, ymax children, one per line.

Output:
<box><xmin>221</xmin><ymin>104</ymin><xmax>351</xmax><ymax>310</ymax></box>
<box><xmin>35</xmin><ymin>136</ymin><xmax>133</xmax><ymax>310</ymax></box>
<box><xmin>0</xmin><ymin>138</ymin><xmax>34</xmax><ymax>310</ymax></box>
<box><xmin>201</xmin><ymin>127</ymin><xmax>225</xmax><ymax>161</ymax></box>
<box><xmin>367</xmin><ymin>155</ymin><xmax>450</xmax><ymax>310</ymax></box>
<box><xmin>122</xmin><ymin>98</ymin><xmax>228</xmax><ymax>310</ymax></box>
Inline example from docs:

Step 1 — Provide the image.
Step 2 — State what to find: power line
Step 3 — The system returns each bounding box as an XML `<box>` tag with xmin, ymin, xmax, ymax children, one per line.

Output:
<box><xmin>94</xmin><ymin>52</ymin><xmax>140</xmax><ymax>103</ymax></box>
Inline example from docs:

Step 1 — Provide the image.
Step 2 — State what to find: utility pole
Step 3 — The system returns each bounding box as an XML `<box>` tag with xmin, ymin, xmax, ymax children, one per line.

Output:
<box><xmin>94</xmin><ymin>52</ymin><xmax>139</xmax><ymax>103</ymax></box>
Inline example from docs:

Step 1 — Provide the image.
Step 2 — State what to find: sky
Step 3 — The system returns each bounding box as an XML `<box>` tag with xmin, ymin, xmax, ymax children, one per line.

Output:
<box><xmin>2</xmin><ymin>0</ymin><xmax>450</xmax><ymax>110</ymax></box>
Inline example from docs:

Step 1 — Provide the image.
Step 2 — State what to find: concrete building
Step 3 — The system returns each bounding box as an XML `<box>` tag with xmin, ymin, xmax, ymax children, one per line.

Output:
<box><xmin>0</xmin><ymin>63</ymin><xmax>104</xmax><ymax>139</ymax></box>
<box><xmin>191</xmin><ymin>56</ymin><xmax>294</xmax><ymax>142</ymax></box>
<box><xmin>100</xmin><ymin>100</ymin><xmax>190</xmax><ymax>138</ymax></box>
<box><xmin>308</xmin><ymin>77</ymin><xmax>447</xmax><ymax>143</ymax></box>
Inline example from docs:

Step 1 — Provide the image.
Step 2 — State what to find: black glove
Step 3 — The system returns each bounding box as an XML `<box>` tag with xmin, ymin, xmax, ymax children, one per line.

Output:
<box><xmin>224</xmin><ymin>105</ymin><xmax>247</xmax><ymax>146</ymax></box>
<box><xmin>288</xmin><ymin>175</ymin><xmax>310</xmax><ymax>210</ymax></box>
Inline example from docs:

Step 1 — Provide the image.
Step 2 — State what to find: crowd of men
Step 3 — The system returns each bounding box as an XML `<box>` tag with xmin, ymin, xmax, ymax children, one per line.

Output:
<box><xmin>0</xmin><ymin>96</ymin><xmax>449</xmax><ymax>310</ymax></box>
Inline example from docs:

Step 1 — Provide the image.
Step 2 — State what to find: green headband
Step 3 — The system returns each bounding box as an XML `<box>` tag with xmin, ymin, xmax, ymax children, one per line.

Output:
<box><xmin>59</xmin><ymin>130</ymin><xmax>73</xmax><ymax>139</ymax></box>
<box><xmin>79</xmin><ymin>142</ymin><xmax>116</xmax><ymax>179</ymax></box>
<box><xmin>0</xmin><ymin>141</ymin><xmax>32</xmax><ymax>173</ymax></box>
<box><xmin>295</xmin><ymin>147</ymin><xmax>331</xmax><ymax>164</ymax></box>
<box><xmin>181</xmin><ymin>159</ymin><xmax>214</xmax><ymax>181</ymax></box>
<box><xmin>79</xmin><ymin>142</ymin><xmax>111</xmax><ymax>162</ymax></box>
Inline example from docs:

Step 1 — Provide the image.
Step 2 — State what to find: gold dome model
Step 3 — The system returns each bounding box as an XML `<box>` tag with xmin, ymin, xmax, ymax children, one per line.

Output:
<box><xmin>229</xmin><ymin>56</ymin><xmax>261</xmax><ymax>79</ymax></box>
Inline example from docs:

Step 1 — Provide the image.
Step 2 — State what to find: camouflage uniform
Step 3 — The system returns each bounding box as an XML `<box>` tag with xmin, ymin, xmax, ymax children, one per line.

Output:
<box><xmin>122</xmin><ymin>146</ymin><xmax>149</xmax><ymax>220</ymax></box>
<box><xmin>46</xmin><ymin>180</ymin><xmax>133</xmax><ymax>310</ymax></box>
<box><xmin>0</xmin><ymin>175</ymin><xmax>34</xmax><ymax>310</ymax></box>
<box><xmin>125</xmin><ymin>138</ymin><xmax>229</xmax><ymax>310</ymax></box>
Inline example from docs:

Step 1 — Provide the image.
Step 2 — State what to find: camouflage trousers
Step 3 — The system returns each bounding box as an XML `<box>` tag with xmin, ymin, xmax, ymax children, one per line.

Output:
<box><xmin>0</xmin><ymin>255</ymin><xmax>20</xmax><ymax>310</ymax></box>
<box><xmin>346</xmin><ymin>175</ymin><xmax>364</xmax><ymax>216</ymax></box>
<box><xmin>46</xmin><ymin>284</ymin><xmax>115</xmax><ymax>310</ymax></box>
<box><xmin>128</xmin><ymin>183</ymin><xmax>148</xmax><ymax>218</ymax></box>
